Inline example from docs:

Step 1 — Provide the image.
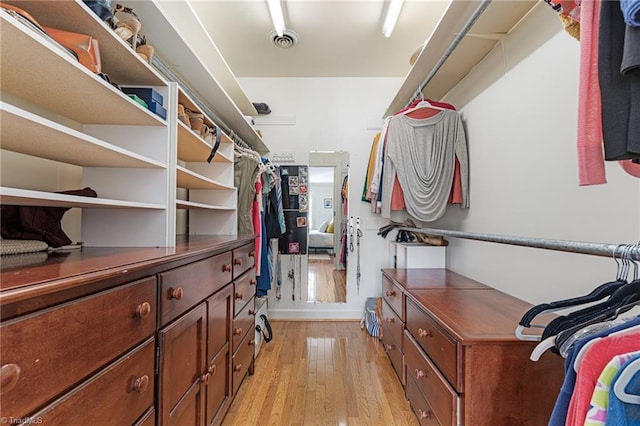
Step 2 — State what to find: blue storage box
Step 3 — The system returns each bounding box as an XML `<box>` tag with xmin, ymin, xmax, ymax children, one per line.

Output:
<box><xmin>122</xmin><ymin>87</ymin><xmax>163</xmax><ymax>106</ymax></box>
<box><xmin>147</xmin><ymin>100</ymin><xmax>167</xmax><ymax>120</ymax></box>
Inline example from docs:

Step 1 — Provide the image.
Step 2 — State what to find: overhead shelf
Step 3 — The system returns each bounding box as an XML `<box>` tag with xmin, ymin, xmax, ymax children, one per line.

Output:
<box><xmin>383</xmin><ymin>0</ymin><xmax>537</xmax><ymax>117</ymax></box>
<box><xmin>177</xmin><ymin>122</ymin><xmax>233</xmax><ymax>164</ymax></box>
<box><xmin>132</xmin><ymin>1</ymin><xmax>269</xmax><ymax>155</ymax></box>
<box><xmin>176</xmin><ymin>200</ymin><xmax>235</xmax><ymax>210</ymax></box>
<box><xmin>176</xmin><ymin>166</ymin><xmax>235</xmax><ymax>190</ymax></box>
<box><xmin>0</xmin><ymin>187</ymin><xmax>166</xmax><ymax>209</ymax></box>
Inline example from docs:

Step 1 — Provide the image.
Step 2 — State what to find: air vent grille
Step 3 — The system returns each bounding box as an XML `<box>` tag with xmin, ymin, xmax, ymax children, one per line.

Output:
<box><xmin>269</xmin><ymin>30</ymin><xmax>299</xmax><ymax>49</ymax></box>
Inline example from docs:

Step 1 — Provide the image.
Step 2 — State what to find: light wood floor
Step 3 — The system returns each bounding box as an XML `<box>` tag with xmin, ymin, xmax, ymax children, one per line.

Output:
<box><xmin>308</xmin><ymin>255</ymin><xmax>346</xmax><ymax>303</ymax></box>
<box><xmin>222</xmin><ymin>321</ymin><xmax>419</xmax><ymax>426</ymax></box>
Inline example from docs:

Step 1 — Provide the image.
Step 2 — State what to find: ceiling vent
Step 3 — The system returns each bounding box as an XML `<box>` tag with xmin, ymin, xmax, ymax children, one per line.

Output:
<box><xmin>269</xmin><ymin>30</ymin><xmax>299</xmax><ymax>49</ymax></box>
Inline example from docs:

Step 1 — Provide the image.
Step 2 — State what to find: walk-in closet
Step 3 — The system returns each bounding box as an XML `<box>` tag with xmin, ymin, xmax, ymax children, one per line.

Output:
<box><xmin>1</xmin><ymin>1</ymin><xmax>639</xmax><ymax>425</ymax></box>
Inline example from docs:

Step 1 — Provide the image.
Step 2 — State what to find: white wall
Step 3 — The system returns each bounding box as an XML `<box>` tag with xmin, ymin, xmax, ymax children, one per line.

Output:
<box><xmin>241</xmin><ymin>6</ymin><xmax>640</xmax><ymax>318</ymax></box>
<box><xmin>240</xmin><ymin>77</ymin><xmax>403</xmax><ymax>319</ymax></box>
<box><xmin>309</xmin><ymin>181</ymin><xmax>333</xmax><ymax>230</ymax></box>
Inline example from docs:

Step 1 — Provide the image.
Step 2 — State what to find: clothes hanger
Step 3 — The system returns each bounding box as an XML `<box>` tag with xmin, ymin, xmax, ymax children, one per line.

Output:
<box><xmin>571</xmin><ymin>322</ymin><xmax>640</xmax><ymax>372</ymax></box>
<box><xmin>613</xmin><ymin>357</ymin><xmax>640</xmax><ymax>404</ymax></box>
<box><xmin>400</xmin><ymin>94</ymin><xmax>446</xmax><ymax>115</ymax></box>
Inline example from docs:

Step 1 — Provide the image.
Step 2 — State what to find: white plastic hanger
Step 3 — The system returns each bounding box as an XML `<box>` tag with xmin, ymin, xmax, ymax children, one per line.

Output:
<box><xmin>401</xmin><ymin>97</ymin><xmax>446</xmax><ymax>115</ymax></box>
<box><xmin>530</xmin><ymin>335</ymin><xmax>557</xmax><ymax>361</ymax></box>
<box><xmin>613</xmin><ymin>357</ymin><xmax>640</xmax><ymax>405</ymax></box>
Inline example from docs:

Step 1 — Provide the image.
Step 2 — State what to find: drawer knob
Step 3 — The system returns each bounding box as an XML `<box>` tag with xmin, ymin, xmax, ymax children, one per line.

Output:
<box><xmin>417</xmin><ymin>409</ymin><xmax>432</xmax><ymax>419</ymax></box>
<box><xmin>234</xmin><ymin>364</ymin><xmax>242</xmax><ymax>372</ymax></box>
<box><xmin>417</xmin><ymin>328</ymin><xmax>432</xmax><ymax>338</ymax></box>
<box><xmin>385</xmin><ymin>290</ymin><xmax>396</xmax><ymax>297</ymax></box>
<box><xmin>249</xmin><ymin>309</ymin><xmax>256</xmax><ymax>316</ymax></box>
<box><xmin>249</xmin><ymin>279</ymin><xmax>257</xmax><ymax>285</ymax></box>
<box><xmin>248</xmin><ymin>251</ymin><xmax>255</xmax><ymax>258</ymax></box>
<box><xmin>384</xmin><ymin>344</ymin><xmax>394</xmax><ymax>352</ymax></box>
<box><xmin>208</xmin><ymin>364</ymin><xmax>217</xmax><ymax>376</ymax></box>
<box><xmin>235</xmin><ymin>292</ymin><xmax>244</xmax><ymax>300</ymax></box>
<box><xmin>132</xmin><ymin>375</ymin><xmax>149</xmax><ymax>393</ymax></box>
<box><xmin>249</xmin><ymin>339</ymin><xmax>255</xmax><ymax>346</ymax></box>
<box><xmin>0</xmin><ymin>363</ymin><xmax>21</xmax><ymax>395</ymax></box>
<box><xmin>385</xmin><ymin>317</ymin><xmax>395</xmax><ymax>323</ymax></box>
<box><xmin>169</xmin><ymin>287</ymin><xmax>183</xmax><ymax>300</ymax></box>
<box><xmin>415</xmin><ymin>369</ymin><xmax>425</xmax><ymax>380</ymax></box>
<box><xmin>223</xmin><ymin>264</ymin><xmax>232</xmax><ymax>272</ymax></box>
<box><xmin>234</xmin><ymin>258</ymin><xmax>243</xmax><ymax>266</ymax></box>
<box><xmin>200</xmin><ymin>373</ymin><xmax>210</xmax><ymax>384</ymax></box>
<box><xmin>135</xmin><ymin>302</ymin><xmax>152</xmax><ymax>319</ymax></box>
<box><xmin>233</xmin><ymin>327</ymin><xmax>243</xmax><ymax>336</ymax></box>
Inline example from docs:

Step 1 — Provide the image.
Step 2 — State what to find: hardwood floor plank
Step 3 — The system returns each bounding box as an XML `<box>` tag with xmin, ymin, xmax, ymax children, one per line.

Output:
<box><xmin>223</xmin><ymin>321</ymin><xmax>418</xmax><ymax>425</ymax></box>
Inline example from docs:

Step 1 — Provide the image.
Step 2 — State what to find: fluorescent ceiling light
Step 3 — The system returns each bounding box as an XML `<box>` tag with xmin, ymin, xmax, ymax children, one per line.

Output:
<box><xmin>266</xmin><ymin>0</ymin><xmax>285</xmax><ymax>37</ymax></box>
<box><xmin>382</xmin><ymin>0</ymin><xmax>405</xmax><ymax>38</ymax></box>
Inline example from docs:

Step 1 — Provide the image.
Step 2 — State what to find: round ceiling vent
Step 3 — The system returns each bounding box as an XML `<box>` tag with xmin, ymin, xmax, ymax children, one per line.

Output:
<box><xmin>269</xmin><ymin>30</ymin><xmax>299</xmax><ymax>49</ymax></box>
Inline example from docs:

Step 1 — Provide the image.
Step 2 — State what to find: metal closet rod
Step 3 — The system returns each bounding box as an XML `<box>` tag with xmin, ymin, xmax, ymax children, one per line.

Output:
<box><xmin>397</xmin><ymin>227</ymin><xmax>640</xmax><ymax>261</ymax></box>
<box><xmin>407</xmin><ymin>0</ymin><xmax>492</xmax><ymax>107</ymax></box>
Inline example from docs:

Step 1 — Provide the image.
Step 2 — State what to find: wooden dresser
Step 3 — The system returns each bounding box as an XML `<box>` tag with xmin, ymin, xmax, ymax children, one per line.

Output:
<box><xmin>0</xmin><ymin>235</ymin><xmax>256</xmax><ymax>426</ymax></box>
<box><xmin>381</xmin><ymin>268</ymin><xmax>563</xmax><ymax>426</ymax></box>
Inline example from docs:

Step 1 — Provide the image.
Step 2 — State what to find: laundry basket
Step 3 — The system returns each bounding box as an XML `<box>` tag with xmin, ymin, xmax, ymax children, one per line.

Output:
<box><xmin>362</xmin><ymin>297</ymin><xmax>382</xmax><ymax>338</ymax></box>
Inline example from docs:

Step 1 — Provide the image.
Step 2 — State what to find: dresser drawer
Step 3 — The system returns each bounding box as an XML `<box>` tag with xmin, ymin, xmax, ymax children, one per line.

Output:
<box><xmin>381</xmin><ymin>297</ymin><xmax>403</xmax><ymax>348</ymax></box>
<box><xmin>406</xmin><ymin>373</ymin><xmax>442</xmax><ymax>426</ymax></box>
<box><xmin>232</xmin><ymin>331</ymin><xmax>255</xmax><ymax>396</ymax></box>
<box><xmin>159</xmin><ymin>252</ymin><xmax>233</xmax><ymax>326</ymax></box>
<box><xmin>233</xmin><ymin>270</ymin><xmax>257</xmax><ymax>317</ymax></box>
<box><xmin>404</xmin><ymin>331</ymin><xmax>459</xmax><ymax>426</ymax></box>
<box><xmin>382</xmin><ymin>274</ymin><xmax>404</xmax><ymax>320</ymax></box>
<box><xmin>0</xmin><ymin>277</ymin><xmax>156</xmax><ymax>418</ymax></box>
<box><xmin>381</xmin><ymin>325</ymin><xmax>404</xmax><ymax>386</ymax></box>
<box><xmin>232</xmin><ymin>296</ymin><xmax>255</xmax><ymax>355</ymax></box>
<box><xmin>406</xmin><ymin>298</ymin><xmax>460</xmax><ymax>390</ymax></box>
<box><xmin>31</xmin><ymin>338</ymin><xmax>155</xmax><ymax>425</ymax></box>
<box><xmin>232</xmin><ymin>243</ymin><xmax>256</xmax><ymax>279</ymax></box>
<box><xmin>134</xmin><ymin>407</ymin><xmax>156</xmax><ymax>426</ymax></box>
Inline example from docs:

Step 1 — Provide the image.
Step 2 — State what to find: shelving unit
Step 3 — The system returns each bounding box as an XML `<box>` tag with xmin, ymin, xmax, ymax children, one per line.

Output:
<box><xmin>383</xmin><ymin>0</ymin><xmax>537</xmax><ymax>117</ymax></box>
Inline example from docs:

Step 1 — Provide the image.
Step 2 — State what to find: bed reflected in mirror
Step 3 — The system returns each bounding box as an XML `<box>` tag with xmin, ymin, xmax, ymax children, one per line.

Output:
<box><xmin>307</xmin><ymin>152</ymin><xmax>349</xmax><ymax>303</ymax></box>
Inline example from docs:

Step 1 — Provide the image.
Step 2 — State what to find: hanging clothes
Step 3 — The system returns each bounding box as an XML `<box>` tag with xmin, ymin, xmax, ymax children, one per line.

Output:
<box><xmin>234</xmin><ymin>149</ymin><xmax>261</xmax><ymax>235</ymax></box>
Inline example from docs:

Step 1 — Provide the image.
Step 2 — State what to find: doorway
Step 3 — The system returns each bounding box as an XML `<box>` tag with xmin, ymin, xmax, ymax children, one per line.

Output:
<box><xmin>307</xmin><ymin>152</ymin><xmax>349</xmax><ymax>303</ymax></box>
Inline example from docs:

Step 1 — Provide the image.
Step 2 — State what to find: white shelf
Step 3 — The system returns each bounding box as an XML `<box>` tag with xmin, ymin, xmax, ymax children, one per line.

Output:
<box><xmin>132</xmin><ymin>1</ymin><xmax>269</xmax><ymax>154</ymax></box>
<box><xmin>176</xmin><ymin>166</ymin><xmax>234</xmax><ymax>190</ymax></box>
<box><xmin>0</xmin><ymin>11</ymin><xmax>165</xmax><ymax>126</ymax></box>
<box><xmin>3</xmin><ymin>0</ymin><xmax>167</xmax><ymax>86</ymax></box>
<box><xmin>1</xmin><ymin>102</ymin><xmax>166</xmax><ymax>169</ymax></box>
<box><xmin>0</xmin><ymin>187</ymin><xmax>165</xmax><ymax>209</ymax></box>
<box><xmin>383</xmin><ymin>0</ymin><xmax>537</xmax><ymax>116</ymax></box>
<box><xmin>176</xmin><ymin>200</ymin><xmax>235</xmax><ymax>211</ymax></box>
<box><xmin>177</xmin><ymin>121</ymin><xmax>233</xmax><ymax>164</ymax></box>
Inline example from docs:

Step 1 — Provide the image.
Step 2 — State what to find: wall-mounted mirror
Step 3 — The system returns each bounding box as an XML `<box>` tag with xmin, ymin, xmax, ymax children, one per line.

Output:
<box><xmin>307</xmin><ymin>152</ymin><xmax>349</xmax><ymax>303</ymax></box>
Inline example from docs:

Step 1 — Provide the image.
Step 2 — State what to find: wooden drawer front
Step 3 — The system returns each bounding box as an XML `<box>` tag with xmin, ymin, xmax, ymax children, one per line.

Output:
<box><xmin>158</xmin><ymin>303</ymin><xmax>206</xmax><ymax>426</ymax></box>
<box><xmin>0</xmin><ymin>277</ymin><xmax>156</xmax><ymax>418</ymax></box>
<box><xmin>32</xmin><ymin>338</ymin><xmax>155</xmax><ymax>425</ymax></box>
<box><xmin>232</xmin><ymin>330</ymin><xmax>255</xmax><ymax>396</ymax></box>
<box><xmin>406</xmin><ymin>374</ymin><xmax>442</xmax><ymax>426</ymax></box>
<box><xmin>232</xmin><ymin>243</ymin><xmax>256</xmax><ymax>279</ymax></box>
<box><xmin>406</xmin><ymin>298</ymin><xmax>460</xmax><ymax>391</ymax></box>
<box><xmin>382</xmin><ymin>274</ymin><xmax>403</xmax><ymax>320</ymax></box>
<box><xmin>233</xmin><ymin>270</ymin><xmax>257</xmax><ymax>316</ymax></box>
<box><xmin>232</xmin><ymin>296</ymin><xmax>256</xmax><ymax>355</ymax></box>
<box><xmin>381</xmin><ymin>297</ymin><xmax>403</xmax><ymax>348</ymax></box>
<box><xmin>404</xmin><ymin>331</ymin><xmax>459</xmax><ymax>426</ymax></box>
<box><xmin>134</xmin><ymin>407</ymin><xmax>155</xmax><ymax>426</ymax></box>
<box><xmin>206</xmin><ymin>347</ymin><xmax>230</xmax><ymax>426</ymax></box>
<box><xmin>207</xmin><ymin>285</ymin><xmax>232</xmax><ymax>361</ymax></box>
<box><xmin>159</xmin><ymin>252</ymin><xmax>233</xmax><ymax>326</ymax></box>
<box><xmin>381</xmin><ymin>326</ymin><xmax>404</xmax><ymax>386</ymax></box>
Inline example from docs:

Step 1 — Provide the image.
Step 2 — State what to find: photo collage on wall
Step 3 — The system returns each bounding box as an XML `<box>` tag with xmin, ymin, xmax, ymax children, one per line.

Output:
<box><xmin>278</xmin><ymin>165</ymin><xmax>308</xmax><ymax>255</ymax></box>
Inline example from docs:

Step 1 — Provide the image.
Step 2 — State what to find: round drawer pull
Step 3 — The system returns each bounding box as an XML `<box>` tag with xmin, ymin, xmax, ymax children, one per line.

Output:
<box><xmin>135</xmin><ymin>302</ymin><xmax>152</xmax><ymax>319</ymax></box>
<box><xmin>249</xmin><ymin>279</ymin><xmax>257</xmax><ymax>286</ymax></box>
<box><xmin>248</xmin><ymin>251</ymin><xmax>255</xmax><ymax>258</ymax></box>
<box><xmin>234</xmin><ymin>364</ymin><xmax>242</xmax><ymax>372</ymax></box>
<box><xmin>385</xmin><ymin>290</ymin><xmax>396</xmax><ymax>297</ymax></box>
<box><xmin>384</xmin><ymin>344</ymin><xmax>394</xmax><ymax>351</ymax></box>
<box><xmin>415</xmin><ymin>369</ymin><xmax>425</xmax><ymax>380</ymax></box>
<box><xmin>249</xmin><ymin>309</ymin><xmax>256</xmax><ymax>316</ymax></box>
<box><xmin>208</xmin><ymin>364</ymin><xmax>217</xmax><ymax>376</ymax></box>
<box><xmin>223</xmin><ymin>264</ymin><xmax>232</xmax><ymax>272</ymax></box>
<box><xmin>249</xmin><ymin>339</ymin><xmax>256</xmax><ymax>346</ymax></box>
<box><xmin>233</xmin><ymin>327</ymin><xmax>243</xmax><ymax>336</ymax></box>
<box><xmin>234</xmin><ymin>258</ymin><xmax>243</xmax><ymax>266</ymax></box>
<box><xmin>417</xmin><ymin>328</ymin><xmax>432</xmax><ymax>338</ymax></box>
<box><xmin>0</xmin><ymin>363</ymin><xmax>21</xmax><ymax>395</ymax></box>
<box><xmin>200</xmin><ymin>373</ymin><xmax>210</xmax><ymax>384</ymax></box>
<box><xmin>132</xmin><ymin>375</ymin><xmax>149</xmax><ymax>393</ymax></box>
<box><xmin>235</xmin><ymin>292</ymin><xmax>244</xmax><ymax>300</ymax></box>
<box><xmin>169</xmin><ymin>287</ymin><xmax>183</xmax><ymax>300</ymax></box>
<box><xmin>417</xmin><ymin>409</ymin><xmax>432</xmax><ymax>419</ymax></box>
<box><xmin>385</xmin><ymin>317</ymin><xmax>394</xmax><ymax>323</ymax></box>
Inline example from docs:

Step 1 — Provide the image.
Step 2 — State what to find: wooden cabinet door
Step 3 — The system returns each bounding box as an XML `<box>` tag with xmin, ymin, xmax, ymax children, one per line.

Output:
<box><xmin>159</xmin><ymin>303</ymin><xmax>207</xmax><ymax>426</ymax></box>
<box><xmin>205</xmin><ymin>286</ymin><xmax>233</xmax><ymax>426</ymax></box>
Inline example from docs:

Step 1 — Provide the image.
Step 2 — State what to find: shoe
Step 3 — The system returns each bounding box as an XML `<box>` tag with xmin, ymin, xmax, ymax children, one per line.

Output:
<box><xmin>113</xmin><ymin>4</ymin><xmax>141</xmax><ymax>49</ymax></box>
<box><xmin>177</xmin><ymin>104</ymin><xmax>191</xmax><ymax>128</ymax></box>
<box><xmin>185</xmin><ymin>109</ymin><xmax>204</xmax><ymax>133</ymax></box>
<box><xmin>135</xmin><ymin>35</ymin><xmax>154</xmax><ymax>64</ymax></box>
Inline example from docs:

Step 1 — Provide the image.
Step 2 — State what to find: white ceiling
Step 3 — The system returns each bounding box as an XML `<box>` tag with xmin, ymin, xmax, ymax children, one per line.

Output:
<box><xmin>186</xmin><ymin>0</ymin><xmax>450</xmax><ymax>78</ymax></box>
